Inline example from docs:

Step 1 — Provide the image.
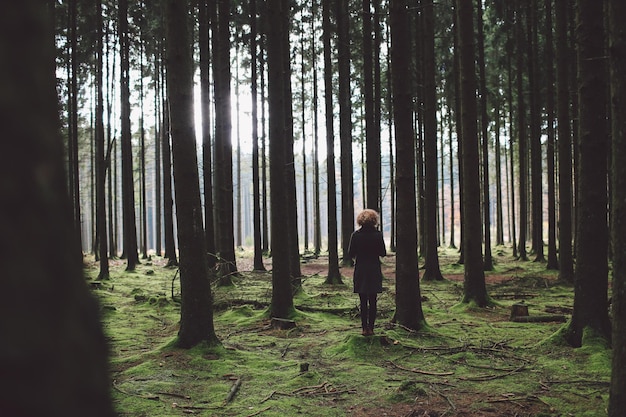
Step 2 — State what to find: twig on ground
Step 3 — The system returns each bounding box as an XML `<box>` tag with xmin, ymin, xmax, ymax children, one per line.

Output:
<box><xmin>429</xmin><ymin>385</ymin><xmax>456</xmax><ymax>410</ymax></box>
<box><xmin>459</xmin><ymin>365</ymin><xmax>526</xmax><ymax>381</ymax></box>
<box><xmin>388</xmin><ymin>361</ymin><xmax>454</xmax><ymax>376</ymax></box>
<box><xmin>224</xmin><ymin>379</ymin><xmax>242</xmax><ymax>404</ymax></box>
<box><xmin>156</xmin><ymin>391</ymin><xmax>190</xmax><ymax>399</ymax></box>
<box><xmin>260</xmin><ymin>390</ymin><xmax>276</xmax><ymax>403</ymax></box>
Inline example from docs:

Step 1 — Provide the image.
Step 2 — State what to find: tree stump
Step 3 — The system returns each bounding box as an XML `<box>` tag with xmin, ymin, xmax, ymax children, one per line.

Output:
<box><xmin>510</xmin><ymin>302</ymin><xmax>529</xmax><ymax>320</ymax></box>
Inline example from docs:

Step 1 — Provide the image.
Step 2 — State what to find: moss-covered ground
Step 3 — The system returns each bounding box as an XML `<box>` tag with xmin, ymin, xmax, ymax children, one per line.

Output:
<box><xmin>87</xmin><ymin>246</ymin><xmax>611</xmax><ymax>416</ymax></box>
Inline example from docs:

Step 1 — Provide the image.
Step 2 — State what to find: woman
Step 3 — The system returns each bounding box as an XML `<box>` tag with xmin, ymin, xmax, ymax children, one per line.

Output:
<box><xmin>348</xmin><ymin>209</ymin><xmax>386</xmax><ymax>336</ymax></box>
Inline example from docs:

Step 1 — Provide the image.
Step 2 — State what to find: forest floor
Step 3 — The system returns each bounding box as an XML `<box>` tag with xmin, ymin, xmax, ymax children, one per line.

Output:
<box><xmin>87</xmin><ymin>246</ymin><xmax>611</xmax><ymax>417</ymax></box>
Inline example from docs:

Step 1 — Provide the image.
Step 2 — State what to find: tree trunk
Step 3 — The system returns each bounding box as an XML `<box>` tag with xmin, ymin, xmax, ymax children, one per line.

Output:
<box><xmin>608</xmin><ymin>0</ymin><xmax>626</xmax><ymax>412</ymax></box>
<box><xmin>363</xmin><ymin>0</ymin><xmax>380</xmax><ymax>213</ymax></box>
<box><xmin>162</xmin><ymin>98</ymin><xmax>178</xmax><ymax>266</ymax></box>
<box><xmin>545</xmin><ymin>0</ymin><xmax>559</xmax><ymax>270</ymax></box>
<box><xmin>476</xmin><ymin>0</ymin><xmax>493</xmax><ymax>271</ymax></box>
<box><xmin>421</xmin><ymin>0</ymin><xmax>444</xmax><ymax>281</ymax></box>
<box><xmin>556</xmin><ymin>0</ymin><xmax>573</xmax><ymax>283</ymax></box>
<box><xmin>212</xmin><ymin>0</ymin><xmax>237</xmax><ymax>282</ymax></box>
<box><xmin>95</xmin><ymin>0</ymin><xmax>109</xmax><ymax>280</ymax></box>
<box><xmin>312</xmin><ymin>1</ymin><xmax>322</xmax><ymax>257</ymax></box>
<box><xmin>527</xmin><ymin>0</ymin><xmax>544</xmax><ymax>262</ymax></box>
<box><xmin>250</xmin><ymin>0</ymin><xmax>266</xmax><ymax>271</ymax></box>
<box><xmin>339</xmin><ymin>0</ymin><xmax>354</xmax><ymax>266</ymax></box>
<box><xmin>154</xmin><ymin>54</ymin><xmax>162</xmax><ymax>257</ymax></box>
<box><xmin>391</xmin><ymin>0</ymin><xmax>426</xmax><ymax>331</ymax></box>
<box><xmin>565</xmin><ymin>0</ymin><xmax>611</xmax><ymax>347</ymax></box>
<box><xmin>199</xmin><ymin>0</ymin><xmax>217</xmax><ymax>268</ymax></box>
<box><xmin>515</xmin><ymin>3</ymin><xmax>529</xmax><ymax>261</ymax></box>
<box><xmin>456</xmin><ymin>0</ymin><xmax>489</xmax><ymax>307</ymax></box>
<box><xmin>119</xmin><ymin>0</ymin><xmax>139</xmax><ymax>270</ymax></box>
<box><xmin>267</xmin><ymin>0</ymin><xmax>296</xmax><ymax>318</ymax></box>
<box><xmin>165</xmin><ymin>0</ymin><xmax>219</xmax><ymax>348</ymax></box>
<box><xmin>324</xmin><ymin>0</ymin><xmax>342</xmax><ymax>284</ymax></box>
<box><xmin>0</xmin><ymin>2</ymin><xmax>114</xmax><ymax>412</ymax></box>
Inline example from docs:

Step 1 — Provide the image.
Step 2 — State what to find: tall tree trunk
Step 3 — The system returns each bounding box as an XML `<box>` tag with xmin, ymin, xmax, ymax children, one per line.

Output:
<box><xmin>212</xmin><ymin>0</ymin><xmax>237</xmax><ymax>282</ymax></box>
<box><xmin>165</xmin><ymin>0</ymin><xmax>219</xmax><ymax>348</ymax></box>
<box><xmin>312</xmin><ymin>0</ymin><xmax>322</xmax><ymax>257</ymax></box>
<box><xmin>338</xmin><ymin>0</ymin><xmax>354</xmax><ymax>266</ymax></box>
<box><xmin>506</xmin><ymin>51</ymin><xmax>518</xmax><ymax>257</ymax></box>
<box><xmin>154</xmin><ymin>54</ymin><xmax>162</xmax><ymax>257</ymax></box>
<box><xmin>421</xmin><ymin>0</ymin><xmax>443</xmax><ymax>281</ymax></box>
<box><xmin>119</xmin><ymin>0</ymin><xmax>139</xmax><ymax>270</ymax></box>
<box><xmin>515</xmin><ymin>3</ymin><xmax>529</xmax><ymax>261</ymax></box>
<box><xmin>528</xmin><ymin>0</ymin><xmax>544</xmax><ymax>262</ymax></box>
<box><xmin>494</xmin><ymin>89</ymin><xmax>505</xmax><ymax>246</ymax></box>
<box><xmin>391</xmin><ymin>0</ymin><xmax>426</xmax><ymax>331</ymax></box>
<box><xmin>456</xmin><ymin>0</ymin><xmax>489</xmax><ymax>307</ymax></box>
<box><xmin>199</xmin><ymin>0</ymin><xmax>217</xmax><ymax>267</ymax></box>
<box><xmin>300</xmin><ymin>18</ymin><xmax>309</xmax><ymax>252</ymax></box>
<box><xmin>250</xmin><ymin>0</ymin><xmax>265</xmax><ymax>271</ymax></box>
<box><xmin>95</xmin><ymin>0</ymin><xmax>109</xmax><ymax>280</ymax></box>
<box><xmin>565</xmin><ymin>0</ymin><xmax>611</xmax><ymax>347</ymax></box>
<box><xmin>0</xmin><ymin>1</ymin><xmax>114</xmax><ymax>412</ymax></box>
<box><xmin>323</xmin><ymin>0</ymin><xmax>342</xmax><ymax>284</ymax></box>
<box><xmin>556</xmin><ymin>0</ymin><xmax>573</xmax><ymax>283</ymax></box>
<box><xmin>476</xmin><ymin>0</ymin><xmax>493</xmax><ymax>271</ymax></box>
<box><xmin>363</xmin><ymin>0</ymin><xmax>380</xmax><ymax>213</ymax></box>
<box><xmin>266</xmin><ymin>0</ymin><xmax>296</xmax><ymax>319</ymax></box>
<box><xmin>545</xmin><ymin>0</ymin><xmax>559</xmax><ymax>270</ymax></box>
<box><xmin>608</xmin><ymin>0</ymin><xmax>626</xmax><ymax>412</ymax></box>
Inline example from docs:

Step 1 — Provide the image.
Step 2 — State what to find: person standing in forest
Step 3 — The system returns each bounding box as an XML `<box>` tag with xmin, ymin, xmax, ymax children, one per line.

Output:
<box><xmin>348</xmin><ymin>209</ymin><xmax>387</xmax><ymax>336</ymax></box>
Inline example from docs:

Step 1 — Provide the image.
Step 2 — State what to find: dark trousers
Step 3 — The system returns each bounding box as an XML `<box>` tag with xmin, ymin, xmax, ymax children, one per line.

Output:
<box><xmin>359</xmin><ymin>293</ymin><xmax>377</xmax><ymax>330</ymax></box>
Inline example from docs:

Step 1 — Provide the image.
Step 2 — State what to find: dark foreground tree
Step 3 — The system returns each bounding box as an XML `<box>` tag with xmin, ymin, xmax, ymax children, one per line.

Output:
<box><xmin>391</xmin><ymin>0</ymin><xmax>426</xmax><ymax>331</ymax></box>
<box><xmin>456</xmin><ymin>0</ymin><xmax>489</xmax><ymax>307</ymax></box>
<box><xmin>608</xmin><ymin>0</ymin><xmax>626</xmax><ymax>413</ymax></box>
<box><xmin>0</xmin><ymin>2</ymin><xmax>113</xmax><ymax>414</ymax></box>
<box><xmin>565</xmin><ymin>0</ymin><xmax>611</xmax><ymax>347</ymax></box>
<box><xmin>165</xmin><ymin>0</ymin><xmax>219</xmax><ymax>348</ymax></box>
<box><xmin>266</xmin><ymin>0</ymin><xmax>295</xmax><ymax>320</ymax></box>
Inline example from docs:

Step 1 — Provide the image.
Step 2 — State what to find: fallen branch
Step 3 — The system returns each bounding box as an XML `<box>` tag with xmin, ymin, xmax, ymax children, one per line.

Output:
<box><xmin>260</xmin><ymin>390</ymin><xmax>276</xmax><ymax>404</ymax></box>
<box><xmin>459</xmin><ymin>365</ymin><xmax>526</xmax><ymax>382</ymax></box>
<box><xmin>511</xmin><ymin>315</ymin><xmax>566</xmax><ymax>323</ymax></box>
<box><xmin>429</xmin><ymin>385</ymin><xmax>456</xmax><ymax>410</ymax></box>
<box><xmin>388</xmin><ymin>361</ymin><xmax>454</xmax><ymax>376</ymax></box>
<box><xmin>224</xmin><ymin>379</ymin><xmax>242</xmax><ymax>404</ymax></box>
<box><xmin>156</xmin><ymin>391</ymin><xmax>190</xmax><ymax>400</ymax></box>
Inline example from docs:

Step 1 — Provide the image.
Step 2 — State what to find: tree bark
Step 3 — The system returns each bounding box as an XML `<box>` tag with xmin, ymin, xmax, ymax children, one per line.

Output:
<box><xmin>421</xmin><ymin>0</ymin><xmax>444</xmax><ymax>281</ymax></box>
<box><xmin>165</xmin><ymin>0</ymin><xmax>219</xmax><ymax>348</ymax></box>
<box><xmin>556</xmin><ymin>0</ymin><xmax>573</xmax><ymax>283</ymax></box>
<box><xmin>565</xmin><ymin>0</ymin><xmax>611</xmax><ymax>347</ymax></box>
<box><xmin>0</xmin><ymin>2</ymin><xmax>114</xmax><ymax>413</ymax></box>
<box><xmin>608</xmin><ymin>0</ymin><xmax>626</xmax><ymax>412</ymax></box>
<box><xmin>456</xmin><ymin>0</ymin><xmax>489</xmax><ymax>307</ymax></box>
<box><xmin>391</xmin><ymin>0</ymin><xmax>426</xmax><ymax>331</ymax></box>
<box><xmin>323</xmin><ymin>0</ymin><xmax>342</xmax><ymax>284</ymax></box>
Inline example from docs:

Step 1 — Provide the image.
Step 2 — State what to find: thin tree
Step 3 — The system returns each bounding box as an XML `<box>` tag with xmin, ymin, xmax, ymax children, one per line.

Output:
<box><xmin>119</xmin><ymin>0</ymin><xmax>139</xmax><ymax>270</ymax></box>
<box><xmin>545</xmin><ymin>0</ymin><xmax>559</xmax><ymax>270</ymax></box>
<box><xmin>199</xmin><ymin>0</ymin><xmax>217</xmax><ymax>268</ymax></box>
<box><xmin>312</xmin><ymin>0</ymin><xmax>322</xmax><ymax>257</ymax></box>
<box><xmin>363</xmin><ymin>0</ymin><xmax>381</xmax><ymax>213</ymax></box>
<box><xmin>212</xmin><ymin>0</ymin><xmax>237</xmax><ymax>281</ymax></box>
<box><xmin>339</xmin><ymin>0</ymin><xmax>355</xmax><ymax>266</ymax></box>
<box><xmin>564</xmin><ymin>0</ymin><xmax>611</xmax><ymax>347</ymax></box>
<box><xmin>250</xmin><ymin>0</ymin><xmax>265</xmax><ymax>271</ymax></box>
<box><xmin>555</xmin><ymin>0</ymin><xmax>573</xmax><ymax>283</ymax></box>
<box><xmin>608</xmin><ymin>0</ymin><xmax>626</xmax><ymax>412</ymax></box>
<box><xmin>266</xmin><ymin>0</ymin><xmax>296</xmax><ymax>320</ymax></box>
<box><xmin>515</xmin><ymin>3</ymin><xmax>529</xmax><ymax>261</ymax></box>
<box><xmin>456</xmin><ymin>0</ymin><xmax>489</xmax><ymax>307</ymax></box>
<box><xmin>391</xmin><ymin>0</ymin><xmax>426</xmax><ymax>331</ymax></box>
<box><xmin>95</xmin><ymin>0</ymin><xmax>109</xmax><ymax>280</ymax></box>
<box><xmin>421</xmin><ymin>0</ymin><xmax>444</xmax><ymax>281</ymax></box>
<box><xmin>0</xmin><ymin>1</ymin><xmax>114</xmax><ymax>412</ymax></box>
<box><xmin>323</xmin><ymin>0</ymin><xmax>342</xmax><ymax>285</ymax></box>
<box><xmin>528</xmin><ymin>0</ymin><xmax>544</xmax><ymax>262</ymax></box>
<box><xmin>476</xmin><ymin>0</ymin><xmax>493</xmax><ymax>271</ymax></box>
<box><xmin>162</xmin><ymin>97</ymin><xmax>178</xmax><ymax>266</ymax></box>
<box><xmin>165</xmin><ymin>0</ymin><xmax>219</xmax><ymax>348</ymax></box>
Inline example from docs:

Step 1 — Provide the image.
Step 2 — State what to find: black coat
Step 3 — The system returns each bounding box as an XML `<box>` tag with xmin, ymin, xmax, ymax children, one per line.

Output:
<box><xmin>347</xmin><ymin>225</ymin><xmax>387</xmax><ymax>294</ymax></box>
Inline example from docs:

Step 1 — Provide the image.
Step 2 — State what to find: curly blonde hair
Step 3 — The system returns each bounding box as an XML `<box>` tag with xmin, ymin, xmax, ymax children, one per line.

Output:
<box><xmin>356</xmin><ymin>209</ymin><xmax>380</xmax><ymax>227</ymax></box>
